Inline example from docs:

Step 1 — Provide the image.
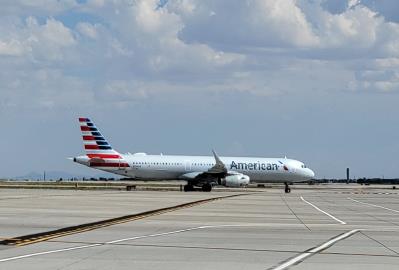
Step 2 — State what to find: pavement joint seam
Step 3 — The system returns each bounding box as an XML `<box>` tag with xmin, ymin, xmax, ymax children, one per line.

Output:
<box><xmin>359</xmin><ymin>231</ymin><xmax>399</xmax><ymax>256</ymax></box>
<box><xmin>280</xmin><ymin>195</ymin><xmax>311</xmax><ymax>231</ymax></box>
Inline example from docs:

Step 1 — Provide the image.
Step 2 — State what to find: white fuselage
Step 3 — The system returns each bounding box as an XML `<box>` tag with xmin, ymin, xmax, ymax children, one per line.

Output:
<box><xmin>75</xmin><ymin>153</ymin><xmax>315</xmax><ymax>183</ymax></box>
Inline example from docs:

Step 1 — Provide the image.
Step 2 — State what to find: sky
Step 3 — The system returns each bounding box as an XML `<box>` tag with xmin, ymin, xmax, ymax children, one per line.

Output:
<box><xmin>1</xmin><ymin>0</ymin><xmax>399</xmax><ymax>179</ymax></box>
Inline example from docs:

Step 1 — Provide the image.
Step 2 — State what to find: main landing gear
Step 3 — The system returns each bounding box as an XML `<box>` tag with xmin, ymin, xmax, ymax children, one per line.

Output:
<box><xmin>183</xmin><ymin>184</ymin><xmax>195</xmax><ymax>192</ymax></box>
<box><xmin>201</xmin><ymin>183</ymin><xmax>212</xmax><ymax>192</ymax></box>
<box><xmin>284</xmin><ymin>182</ymin><xmax>291</xmax><ymax>193</ymax></box>
<box><xmin>183</xmin><ymin>183</ymin><xmax>212</xmax><ymax>192</ymax></box>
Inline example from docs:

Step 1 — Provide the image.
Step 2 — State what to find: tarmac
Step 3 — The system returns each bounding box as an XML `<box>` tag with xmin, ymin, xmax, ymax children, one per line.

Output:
<box><xmin>0</xmin><ymin>185</ymin><xmax>398</xmax><ymax>269</ymax></box>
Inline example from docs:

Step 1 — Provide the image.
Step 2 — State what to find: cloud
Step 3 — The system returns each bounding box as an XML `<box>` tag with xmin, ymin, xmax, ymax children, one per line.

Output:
<box><xmin>1</xmin><ymin>0</ymin><xmax>399</xmax><ymax>115</ymax></box>
<box><xmin>177</xmin><ymin>0</ymin><xmax>399</xmax><ymax>59</ymax></box>
<box><xmin>0</xmin><ymin>39</ymin><xmax>26</xmax><ymax>56</ymax></box>
<box><xmin>0</xmin><ymin>17</ymin><xmax>76</xmax><ymax>61</ymax></box>
<box><xmin>0</xmin><ymin>0</ymin><xmax>79</xmax><ymax>16</ymax></box>
<box><xmin>176</xmin><ymin>1</ymin><xmax>318</xmax><ymax>50</ymax></box>
<box><xmin>348</xmin><ymin>0</ymin><xmax>361</xmax><ymax>9</ymax></box>
<box><xmin>76</xmin><ymin>22</ymin><xmax>99</xmax><ymax>39</ymax></box>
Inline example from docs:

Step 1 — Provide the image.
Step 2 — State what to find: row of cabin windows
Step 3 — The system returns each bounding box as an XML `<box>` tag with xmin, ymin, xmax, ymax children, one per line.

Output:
<box><xmin>132</xmin><ymin>162</ymin><xmax>214</xmax><ymax>166</ymax></box>
<box><xmin>193</xmin><ymin>163</ymin><xmax>214</xmax><ymax>166</ymax></box>
<box><xmin>132</xmin><ymin>162</ymin><xmax>183</xmax><ymax>165</ymax></box>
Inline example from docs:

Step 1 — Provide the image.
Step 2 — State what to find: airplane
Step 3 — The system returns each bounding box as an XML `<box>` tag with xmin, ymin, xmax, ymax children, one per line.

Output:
<box><xmin>72</xmin><ymin>118</ymin><xmax>315</xmax><ymax>192</ymax></box>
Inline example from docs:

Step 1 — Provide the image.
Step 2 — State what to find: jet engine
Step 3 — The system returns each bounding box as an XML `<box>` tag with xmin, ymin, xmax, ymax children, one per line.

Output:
<box><xmin>221</xmin><ymin>173</ymin><xmax>250</xmax><ymax>187</ymax></box>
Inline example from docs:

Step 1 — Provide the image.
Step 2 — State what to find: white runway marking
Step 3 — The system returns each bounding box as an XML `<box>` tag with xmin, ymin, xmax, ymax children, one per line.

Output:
<box><xmin>0</xmin><ymin>225</ymin><xmax>240</xmax><ymax>263</ymax></box>
<box><xmin>300</xmin><ymin>196</ymin><xmax>346</xmax><ymax>225</ymax></box>
<box><xmin>107</xmin><ymin>225</ymin><xmax>232</xmax><ymax>244</ymax></box>
<box><xmin>270</xmin><ymin>229</ymin><xmax>360</xmax><ymax>270</ymax></box>
<box><xmin>0</xmin><ymin>244</ymin><xmax>101</xmax><ymax>263</ymax></box>
<box><xmin>348</xmin><ymin>198</ymin><xmax>399</xmax><ymax>213</ymax></box>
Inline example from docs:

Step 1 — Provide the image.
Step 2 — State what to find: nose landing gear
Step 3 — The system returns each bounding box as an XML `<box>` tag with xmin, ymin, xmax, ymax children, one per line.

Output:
<box><xmin>284</xmin><ymin>182</ymin><xmax>291</xmax><ymax>193</ymax></box>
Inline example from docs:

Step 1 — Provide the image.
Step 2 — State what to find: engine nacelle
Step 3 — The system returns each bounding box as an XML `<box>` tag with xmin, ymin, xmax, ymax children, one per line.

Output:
<box><xmin>221</xmin><ymin>173</ymin><xmax>250</xmax><ymax>187</ymax></box>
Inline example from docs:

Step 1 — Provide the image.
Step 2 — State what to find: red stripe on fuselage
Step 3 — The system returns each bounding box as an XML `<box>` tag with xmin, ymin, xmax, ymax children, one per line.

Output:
<box><xmin>90</xmin><ymin>162</ymin><xmax>129</xmax><ymax>168</ymax></box>
<box><xmin>87</xmin><ymin>154</ymin><xmax>121</xmax><ymax>159</ymax></box>
<box><xmin>81</xmin><ymin>126</ymin><xmax>90</xmax><ymax>131</ymax></box>
<box><xmin>79</xmin><ymin>118</ymin><xmax>89</xmax><ymax>122</ymax></box>
<box><xmin>85</xmin><ymin>145</ymin><xmax>99</xmax><ymax>150</ymax></box>
<box><xmin>83</xmin><ymin>135</ymin><xmax>95</xmax><ymax>140</ymax></box>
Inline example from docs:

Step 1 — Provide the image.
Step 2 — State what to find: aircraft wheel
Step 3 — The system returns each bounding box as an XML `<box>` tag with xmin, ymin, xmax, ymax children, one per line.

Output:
<box><xmin>202</xmin><ymin>184</ymin><xmax>212</xmax><ymax>192</ymax></box>
<box><xmin>184</xmin><ymin>185</ymin><xmax>194</xmax><ymax>192</ymax></box>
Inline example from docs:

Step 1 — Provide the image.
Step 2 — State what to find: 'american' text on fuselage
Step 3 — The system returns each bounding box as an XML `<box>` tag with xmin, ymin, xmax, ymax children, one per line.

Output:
<box><xmin>230</xmin><ymin>161</ymin><xmax>279</xmax><ymax>171</ymax></box>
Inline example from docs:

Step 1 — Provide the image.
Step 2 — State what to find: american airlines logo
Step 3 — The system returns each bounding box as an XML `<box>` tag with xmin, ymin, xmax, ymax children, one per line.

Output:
<box><xmin>230</xmin><ymin>161</ymin><xmax>279</xmax><ymax>171</ymax></box>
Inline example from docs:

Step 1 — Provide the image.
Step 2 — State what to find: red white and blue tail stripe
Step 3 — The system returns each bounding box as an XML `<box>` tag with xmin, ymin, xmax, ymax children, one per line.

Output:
<box><xmin>79</xmin><ymin>118</ymin><xmax>129</xmax><ymax>168</ymax></box>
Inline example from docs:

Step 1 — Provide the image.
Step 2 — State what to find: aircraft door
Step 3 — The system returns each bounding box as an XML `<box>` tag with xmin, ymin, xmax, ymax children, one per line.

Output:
<box><xmin>184</xmin><ymin>160</ymin><xmax>191</xmax><ymax>171</ymax></box>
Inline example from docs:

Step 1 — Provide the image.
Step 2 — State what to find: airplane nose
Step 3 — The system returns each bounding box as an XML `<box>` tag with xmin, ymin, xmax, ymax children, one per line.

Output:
<box><xmin>307</xmin><ymin>168</ymin><xmax>315</xmax><ymax>178</ymax></box>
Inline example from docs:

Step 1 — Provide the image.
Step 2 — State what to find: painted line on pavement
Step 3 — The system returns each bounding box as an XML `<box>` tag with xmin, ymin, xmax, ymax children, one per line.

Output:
<box><xmin>269</xmin><ymin>229</ymin><xmax>360</xmax><ymax>270</ymax></box>
<box><xmin>301</xmin><ymin>196</ymin><xmax>346</xmax><ymax>225</ymax></box>
<box><xmin>348</xmin><ymin>198</ymin><xmax>399</xmax><ymax>213</ymax></box>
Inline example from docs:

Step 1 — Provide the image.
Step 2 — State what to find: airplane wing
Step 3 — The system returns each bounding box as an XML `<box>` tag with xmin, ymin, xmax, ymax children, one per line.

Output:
<box><xmin>179</xmin><ymin>150</ymin><xmax>227</xmax><ymax>184</ymax></box>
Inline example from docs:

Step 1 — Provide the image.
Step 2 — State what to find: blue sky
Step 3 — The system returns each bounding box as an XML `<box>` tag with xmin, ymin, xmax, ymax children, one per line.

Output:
<box><xmin>1</xmin><ymin>0</ymin><xmax>399</xmax><ymax>179</ymax></box>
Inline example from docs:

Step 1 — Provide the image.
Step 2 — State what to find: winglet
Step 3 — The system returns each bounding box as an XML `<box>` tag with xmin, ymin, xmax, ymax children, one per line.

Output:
<box><xmin>210</xmin><ymin>150</ymin><xmax>227</xmax><ymax>173</ymax></box>
<box><xmin>212</xmin><ymin>150</ymin><xmax>223</xmax><ymax>163</ymax></box>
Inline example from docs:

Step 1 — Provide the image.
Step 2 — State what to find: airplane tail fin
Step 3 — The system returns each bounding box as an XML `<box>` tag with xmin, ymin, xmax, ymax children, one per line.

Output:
<box><xmin>78</xmin><ymin>118</ymin><xmax>129</xmax><ymax>169</ymax></box>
